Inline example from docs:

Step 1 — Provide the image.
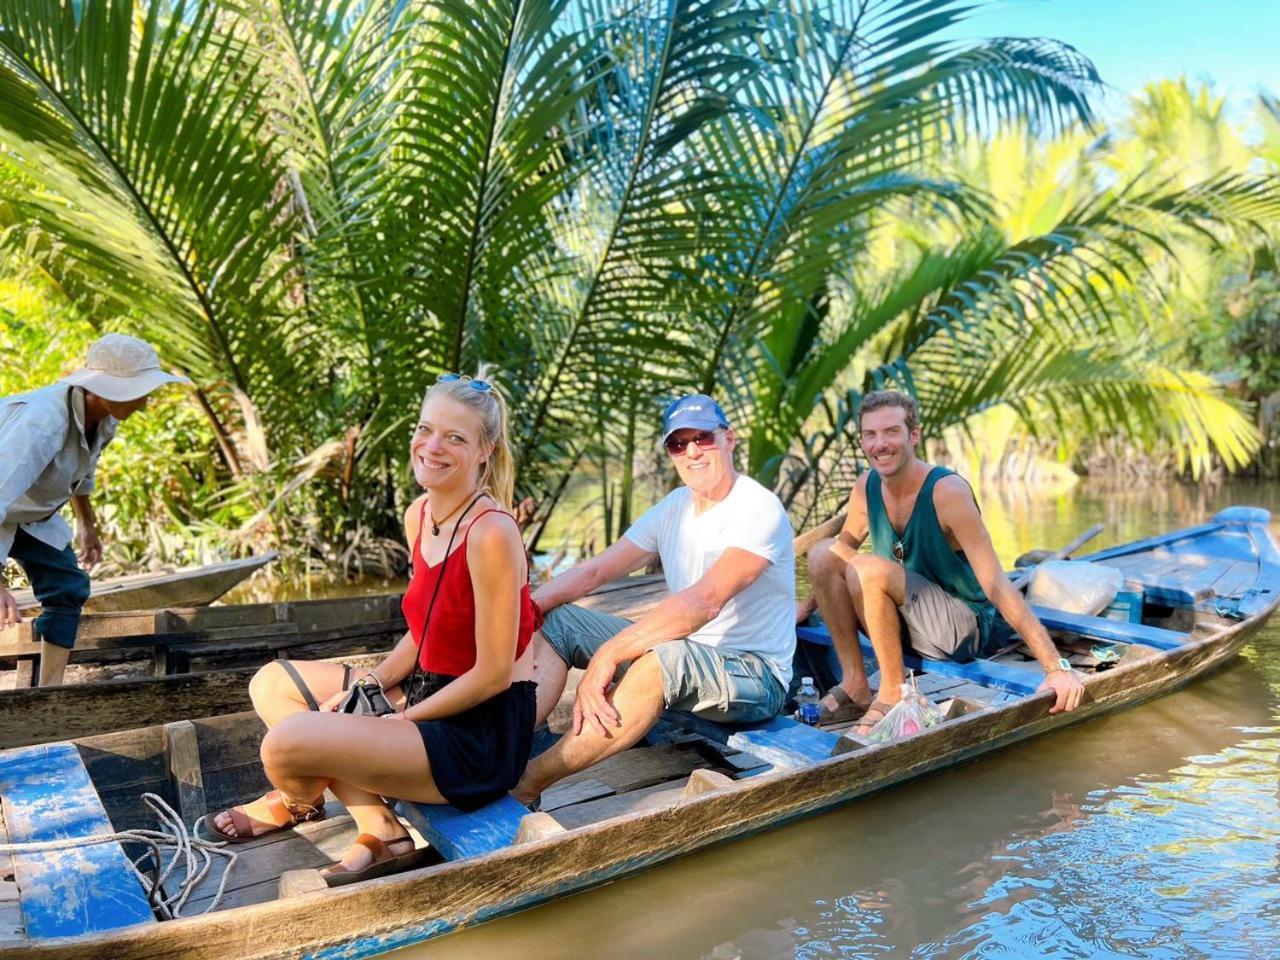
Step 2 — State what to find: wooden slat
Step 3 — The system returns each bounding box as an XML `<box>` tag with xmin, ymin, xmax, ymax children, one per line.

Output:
<box><xmin>0</xmin><ymin>743</ymin><xmax>155</xmax><ymax>938</ymax></box>
<box><xmin>550</xmin><ymin>780</ymin><xmax>688</xmax><ymax>830</ymax></box>
<box><xmin>557</xmin><ymin>745</ymin><xmax>704</xmax><ymax>795</ymax></box>
<box><xmin>1214</xmin><ymin>562</ymin><xmax>1261</xmax><ymax>599</ymax></box>
<box><xmin>162</xmin><ymin>721</ymin><xmax>206</xmax><ymax>824</ymax></box>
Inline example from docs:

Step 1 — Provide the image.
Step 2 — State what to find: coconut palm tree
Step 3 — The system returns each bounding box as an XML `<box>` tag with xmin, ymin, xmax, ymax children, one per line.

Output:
<box><xmin>1</xmin><ymin>1</ymin><xmax>1274</xmax><ymax>566</ymax></box>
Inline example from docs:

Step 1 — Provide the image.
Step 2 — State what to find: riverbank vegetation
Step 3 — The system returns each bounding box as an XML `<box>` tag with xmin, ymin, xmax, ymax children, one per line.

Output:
<box><xmin>1</xmin><ymin>0</ymin><xmax>1277</xmax><ymax>577</ymax></box>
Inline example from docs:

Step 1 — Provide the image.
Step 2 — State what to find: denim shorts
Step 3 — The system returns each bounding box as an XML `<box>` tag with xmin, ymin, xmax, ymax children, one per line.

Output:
<box><xmin>541</xmin><ymin>603</ymin><xmax>785</xmax><ymax>723</ymax></box>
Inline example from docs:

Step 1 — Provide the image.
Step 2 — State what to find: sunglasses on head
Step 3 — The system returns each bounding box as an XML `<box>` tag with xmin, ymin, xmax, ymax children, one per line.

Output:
<box><xmin>437</xmin><ymin>373</ymin><xmax>492</xmax><ymax>393</ymax></box>
<box><xmin>663</xmin><ymin>430</ymin><xmax>719</xmax><ymax>456</ymax></box>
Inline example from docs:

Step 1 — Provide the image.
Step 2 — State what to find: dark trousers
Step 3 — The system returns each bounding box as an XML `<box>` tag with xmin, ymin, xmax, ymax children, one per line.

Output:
<box><xmin>8</xmin><ymin>527</ymin><xmax>89</xmax><ymax>649</ymax></box>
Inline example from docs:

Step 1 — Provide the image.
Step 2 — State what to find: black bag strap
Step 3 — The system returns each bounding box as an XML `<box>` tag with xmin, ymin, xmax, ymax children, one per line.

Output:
<box><xmin>402</xmin><ymin>493</ymin><xmax>484</xmax><ymax>697</ymax></box>
<box><xmin>276</xmin><ymin>658</ymin><xmax>320</xmax><ymax>712</ymax></box>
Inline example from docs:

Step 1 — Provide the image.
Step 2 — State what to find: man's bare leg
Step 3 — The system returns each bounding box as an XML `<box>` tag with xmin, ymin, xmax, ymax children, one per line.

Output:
<box><xmin>513</xmin><ymin>652</ymin><xmax>665</xmax><ymax>805</ymax></box>
<box><xmin>807</xmin><ymin>539</ymin><xmax>873</xmax><ymax>711</ymax></box>
<box><xmin>38</xmin><ymin>641</ymin><xmax>71</xmax><ymax>687</ymax></box>
<box><xmin>846</xmin><ymin>555</ymin><xmax>909</xmax><ymax>730</ymax></box>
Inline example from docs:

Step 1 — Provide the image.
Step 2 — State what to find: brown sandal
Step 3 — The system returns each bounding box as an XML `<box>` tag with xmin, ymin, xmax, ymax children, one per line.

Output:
<box><xmin>206</xmin><ymin>789</ymin><xmax>326</xmax><ymax>844</ymax></box>
<box><xmin>320</xmin><ymin>834</ymin><xmax>428</xmax><ymax>887</ymax></box>
<box><xmin>853</xmin><ymin>699</ymin><xmax>896</xmax><ymax>739</ymax></box>
<box><xmin>816</xmin><ymin>685</ymin><xmax>873</xmax><ymax>725</ymax></box>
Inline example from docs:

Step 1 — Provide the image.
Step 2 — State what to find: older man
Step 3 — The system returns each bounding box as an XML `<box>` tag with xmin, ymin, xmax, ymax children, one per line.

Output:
<box><xmin>807</xmin><ymin>390</ymin><xmax>1084</xmax><ymax>736</ymax></box>
<box><xmin>0</xmin><ymin>334</ymin><xmax>188</xmax><ymax>685</ymax></box>
<box><xmin>513</xmin><ymin>394</ymin><xmax>796</xmax><ymax>805</ymax></box>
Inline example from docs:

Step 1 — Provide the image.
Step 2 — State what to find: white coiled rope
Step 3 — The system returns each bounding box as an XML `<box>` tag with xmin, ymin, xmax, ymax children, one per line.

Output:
<box><xmin>0</xmin><ymin>793</ymin><xmax>237</xmax><ymax>919</ymax></box>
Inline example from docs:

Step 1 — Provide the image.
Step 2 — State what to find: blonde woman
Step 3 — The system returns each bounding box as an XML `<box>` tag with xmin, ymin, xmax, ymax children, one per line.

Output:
<box><xmin>209</xmin><ymin>373</ymin><xmax>537</xmax><ymax>885</ymax></box>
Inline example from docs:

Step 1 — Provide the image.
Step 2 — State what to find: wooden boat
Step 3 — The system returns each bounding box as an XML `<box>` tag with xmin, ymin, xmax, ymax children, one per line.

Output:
<box><xmin>0</xmin><ymin>576</ymin><xmax>665</xmax><ymax>748</ymax></box>
<box><xmin>0</xmin><ymin>507</ymin><xmax>1274</xmax><ymax>957</ymax></box>
<box><xmin>10</xmin><ymin>552</ymin><xmax>278</xmax><ymax>614</ymax></box>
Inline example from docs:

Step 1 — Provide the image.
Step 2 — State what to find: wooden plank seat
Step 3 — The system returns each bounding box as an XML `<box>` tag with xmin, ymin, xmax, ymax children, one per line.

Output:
<box><xmin>1029</xmin><ymin>605</ymin><xmax>1187</xmax><ymax>651</ymax></box>
<box><xmin>0</xmin><ymin>742</ymin><xmax>155</xmax><ymax>938</ymax></box>
<box><xmin>795</xmin><ymin>624</ymin><xmax>1041</xmax><ymax>696</ymax></box>
<box><xmin>396</xmin><ymin>794</ymin><xmax>531</xmax><ymax>861</ymax></box>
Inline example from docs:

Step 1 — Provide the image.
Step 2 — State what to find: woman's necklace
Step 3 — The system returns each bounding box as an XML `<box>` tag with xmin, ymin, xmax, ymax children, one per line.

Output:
<box><xmin>429</xmin><ymin>489</ymin><xmax>479</xmax><ymax>536</ymax></box>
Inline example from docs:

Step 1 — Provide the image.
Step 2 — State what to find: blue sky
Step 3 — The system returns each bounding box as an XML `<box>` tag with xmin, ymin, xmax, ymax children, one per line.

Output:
<box><xmin>947</xmin><ymin>0</ymin><xmax>1278</xmax><ymax>120</ymax></box>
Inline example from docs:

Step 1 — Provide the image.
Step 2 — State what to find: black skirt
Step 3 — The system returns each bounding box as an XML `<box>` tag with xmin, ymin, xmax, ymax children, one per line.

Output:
<box><xmin>413</xmin><ymin>678</ymin><xmax>537</xmax><ymax>812</ymax></box>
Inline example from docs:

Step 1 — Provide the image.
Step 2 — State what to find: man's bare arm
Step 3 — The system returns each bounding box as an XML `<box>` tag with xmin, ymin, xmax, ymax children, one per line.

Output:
<box><xmin>70</xmin><ymin>494</ymin><xmax>102</xmax><ymax>568</ymax></box>
<box><xmin>935</xmin><ymin>478</ymin><xmax>1084</xmax><ymax>713</ymax></box>
<box><xmin>830</xmin><ymin>474</ymin><xmax>870</xmax><ymax>565</ymax></box>
<box><xmin>531</xmin><ymin>538</ymin><xmax>655</xmax><ymax>614</ymax></box>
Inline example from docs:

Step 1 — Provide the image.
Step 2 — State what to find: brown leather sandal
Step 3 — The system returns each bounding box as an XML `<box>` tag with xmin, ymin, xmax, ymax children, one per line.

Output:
<box><xmin>206</xmin><ymin>789</ymin><xmax>326</xmax><ymax>844</ymax></box>
<box><xmin>853</xmin><ymin>699</ymin><xmax>896</xmax><ymax>739</ymax></box>
<box><xmin>320</xmin><ymin>834</ymin><xmax>428</xmax><ymax>887</ymax></box>
<box><xmin>816</xmin><ymin>685</ymin><xmax>873</xmax><ymax>725</ymax></box>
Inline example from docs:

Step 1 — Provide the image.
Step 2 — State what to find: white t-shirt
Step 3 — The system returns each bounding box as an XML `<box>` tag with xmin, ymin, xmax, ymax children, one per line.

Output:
<box><xmin>624</xmin><ymin>475</ymin><xmax>795</xmax><ymax>688</ymax></box>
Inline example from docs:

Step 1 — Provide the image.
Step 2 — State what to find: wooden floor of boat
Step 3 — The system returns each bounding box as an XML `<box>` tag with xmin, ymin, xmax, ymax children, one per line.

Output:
<box><xmin>173</xmin><ymin>669</ymin><xmax>1007</xmax><ymax>914</ymax></box>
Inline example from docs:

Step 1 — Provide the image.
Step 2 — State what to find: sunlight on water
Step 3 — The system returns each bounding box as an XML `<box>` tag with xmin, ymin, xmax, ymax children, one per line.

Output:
<box><xmin>384</xmin><ymin>481</ymin><xmax>1280</xmax><ymax>960</ymax></box>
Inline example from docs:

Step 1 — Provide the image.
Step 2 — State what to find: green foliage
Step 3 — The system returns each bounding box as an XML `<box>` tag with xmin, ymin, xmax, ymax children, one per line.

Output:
<box><xmin>0</xmin><ymin>2</ymin><xmax>1276</xmax><ymax>567</ymax></box>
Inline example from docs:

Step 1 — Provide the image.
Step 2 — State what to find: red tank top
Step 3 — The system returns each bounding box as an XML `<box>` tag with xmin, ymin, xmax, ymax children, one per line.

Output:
<box><xmin>400</xmin><ymin>502</ymin><xmax>535</xmax><ymax>675</ymax></box>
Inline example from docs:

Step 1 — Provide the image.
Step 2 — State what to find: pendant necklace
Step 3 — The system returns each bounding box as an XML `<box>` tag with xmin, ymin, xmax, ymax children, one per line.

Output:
<box><xmin>429</xmin><ymin>492</ymin><xmax>475</xmax><ymax>536</ymax></box>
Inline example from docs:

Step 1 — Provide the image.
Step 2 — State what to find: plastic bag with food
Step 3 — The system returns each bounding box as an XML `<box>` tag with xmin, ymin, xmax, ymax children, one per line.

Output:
<box><xmin>866</xmin><ymin>673</ymin><xmax>946</xmax><ymax>744</ymax></box>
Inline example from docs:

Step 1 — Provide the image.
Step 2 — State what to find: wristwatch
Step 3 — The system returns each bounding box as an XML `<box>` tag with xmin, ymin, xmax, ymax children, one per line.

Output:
<box><xmin>1044</xmin><ymin>657</ymin><xmax>1073</xmax><ymax>675</ymax></box>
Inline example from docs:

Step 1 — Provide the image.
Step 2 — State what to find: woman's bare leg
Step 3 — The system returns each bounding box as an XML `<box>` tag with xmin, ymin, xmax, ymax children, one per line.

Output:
<box><xmin>213</xmin><ymin>661</ymin><xmax>406</xmax><ymax>838</ymax></box>
<box><xmin>260</xmin><ymin>711</ymin><xmax>446</xmax><ymax>870</ymax></box>
<box><xmin>248</xmin><ymin>659</ymin><xmax>356</xmax><ymax>728</ymax></box>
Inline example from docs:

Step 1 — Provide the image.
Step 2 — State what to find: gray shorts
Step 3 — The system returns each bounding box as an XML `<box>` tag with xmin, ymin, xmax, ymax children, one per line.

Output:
<box><xmin>899</xmin><ymin>570</ymin><xmax>990</xmax><ymax>661</ymax></box>
<box><xmin>540</xmin><ymin>603</ymin><xmax>785</xmax><ymax>723</ymax></box>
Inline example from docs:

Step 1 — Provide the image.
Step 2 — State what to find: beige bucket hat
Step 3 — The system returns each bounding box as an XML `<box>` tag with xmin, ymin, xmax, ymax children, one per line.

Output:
<box><xmin>60</xmin><ymin>334</ymin><xmax>190</xmax><ymax>402</ymax></box>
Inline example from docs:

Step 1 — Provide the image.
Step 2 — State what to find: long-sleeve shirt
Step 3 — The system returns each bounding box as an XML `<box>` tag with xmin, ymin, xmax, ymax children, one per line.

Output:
<box><xmin>0</xmin><ymin>384</ymin><xmax>118</xmax><ymax>566</ymax></box>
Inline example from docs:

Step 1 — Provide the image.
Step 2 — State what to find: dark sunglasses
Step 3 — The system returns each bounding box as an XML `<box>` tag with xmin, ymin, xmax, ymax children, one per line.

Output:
<box><xmin>437</xmin><ymin>373</ymin><xmax>491</xmax><ymax>393</ymax></box>
<box><xmin>664</xmin><ymin>430</ymin><xmax>719</xmax><ymax>456</ymax></box>
<box><xmin>892</xmin><ymin>539</ymin><xmax>904</xmax><ymax>562</ymax></box>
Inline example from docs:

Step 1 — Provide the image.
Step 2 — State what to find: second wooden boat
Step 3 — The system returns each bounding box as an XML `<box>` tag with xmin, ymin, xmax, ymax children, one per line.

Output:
<box><xmin>10</xmin><ymin>552</ymin><xmax>279</xmax><ymax>613</ymax></box>
<box><xmin>0</xmin><ymin>508</ymin><xmax>1273</xmax><ymax>957</ymax></box>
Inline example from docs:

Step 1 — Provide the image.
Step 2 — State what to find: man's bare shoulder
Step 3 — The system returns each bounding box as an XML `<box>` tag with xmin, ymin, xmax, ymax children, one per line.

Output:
<box><xmin>848</xmin><ymin>470</ymin><xmax>871</xmax><ymax>499</ymax></box>
<box><xmin>932</xmin><ymin>472</ymin><xmax>983</xmax><ymax>523</ymax></box>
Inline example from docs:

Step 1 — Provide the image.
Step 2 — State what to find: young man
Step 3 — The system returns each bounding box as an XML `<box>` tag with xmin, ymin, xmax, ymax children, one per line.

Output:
<box><xmin>0</xmin><ymin>334</ymin><xmax>189</xmax><ymax>685</ymax></box>
<box><xmin>807</xmin><ymin>390</ymin><xmax>1084</xmax><ymax>735</ymax></box>
<box><xmin>513</xmin><ymin>394</ymin><xmax>795</xmax><ymax>806</ymax></box>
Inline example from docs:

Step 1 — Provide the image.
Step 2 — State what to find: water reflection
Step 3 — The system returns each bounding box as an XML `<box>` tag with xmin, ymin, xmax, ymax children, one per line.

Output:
<box><xmin>386</xmin><ymin>484</ymin><xmax>1280</xmax><ymax>960</ymax></box>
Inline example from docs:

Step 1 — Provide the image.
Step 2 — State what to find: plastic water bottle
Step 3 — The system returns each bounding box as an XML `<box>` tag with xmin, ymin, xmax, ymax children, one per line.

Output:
<box><xmin>796</xmin><ymin>676</ymin><xmax>820</xmax><ymax>726</ymax></box>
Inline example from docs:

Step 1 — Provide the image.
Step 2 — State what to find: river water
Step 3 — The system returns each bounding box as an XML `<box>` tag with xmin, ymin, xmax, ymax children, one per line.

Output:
<box><xmin>384</xmin><ymin>478</ymin><xmax>1280</xmax><ymax>960</ymax></box>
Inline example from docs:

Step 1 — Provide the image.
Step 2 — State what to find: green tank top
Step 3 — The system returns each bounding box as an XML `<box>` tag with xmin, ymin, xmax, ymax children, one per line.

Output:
<box><xmin>866</xmin><ymin>465</ymin><xmax>1008</xmax><ymax>648</ymax></box>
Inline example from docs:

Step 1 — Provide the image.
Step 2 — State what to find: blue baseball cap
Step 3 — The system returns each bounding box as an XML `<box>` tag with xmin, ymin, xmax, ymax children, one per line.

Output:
<box><xmin>661</xmin><ymin>393</ymin><xmax>730</xmax><ymax>442</ymax></box>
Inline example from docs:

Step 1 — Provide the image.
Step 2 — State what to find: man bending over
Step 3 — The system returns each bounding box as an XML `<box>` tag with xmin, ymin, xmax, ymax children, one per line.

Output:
<box><xmin>513</xmin><ymin>394</ymin><xmax>795</xmax><ymax>806</ymax></box>
<box><xmin>807</xmin><ymin>390</ymin><xmax>1084</xmax><ymax>735</ymax></box>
